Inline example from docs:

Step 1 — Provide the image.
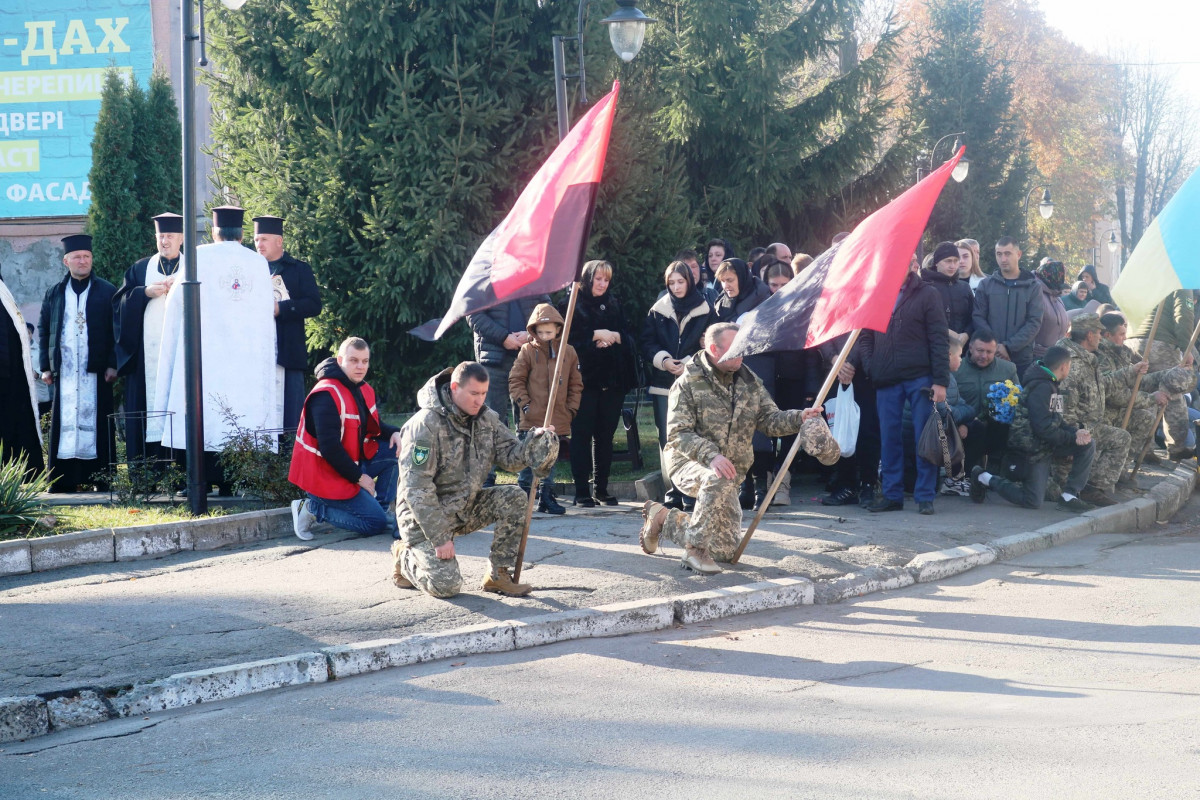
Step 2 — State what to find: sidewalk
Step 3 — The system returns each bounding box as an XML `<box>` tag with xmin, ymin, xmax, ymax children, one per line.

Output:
<box><xmin>2</xmin><ymin>462</ymin><xmax>1188</xmax><ymax>703</ymax></box>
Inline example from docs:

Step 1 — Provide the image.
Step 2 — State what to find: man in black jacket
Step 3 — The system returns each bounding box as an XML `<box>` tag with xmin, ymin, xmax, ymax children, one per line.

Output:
<box><xmin>859</xmin><ymin>266</ymin><xmax>950</xmax><ymax>515</ymax></box>
<box><xmin>253</xmin><ymin>216</ymin><xmax>323</xmax><ymax>430</ymax></box>
<box><xmin>968</xmin><ymin>346</ymin><xmax>1095</xmax><ymax>513</ymax></box>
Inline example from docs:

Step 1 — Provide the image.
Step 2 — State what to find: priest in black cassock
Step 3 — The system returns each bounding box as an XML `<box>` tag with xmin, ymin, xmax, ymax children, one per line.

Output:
<box><xmin>113</xmin><ymin>212</ymin><xmax>183</xmax><ymax>461</ymax></box>
<box><xmin>252</xmin><ymin>215</ymin><xmax>322</xmax><ymax>429</ymax></box>
<box><xmin>0</xmin><ymin>263</ymin><xmax>44</xmax><ymax>477</ymax></box>
<box><xmin>38</xmin><ymin>234</ymin><xmax>118</xmax><ymax>492</ymax></box>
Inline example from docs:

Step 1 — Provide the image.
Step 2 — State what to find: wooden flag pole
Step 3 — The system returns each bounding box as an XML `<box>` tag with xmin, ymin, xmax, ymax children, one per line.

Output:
<box><xmin>1127</xmin><ymin>316</ymin><xmax>1200</xmax><ymax>480</ymax></box>
<box><xmin>730</xmin><ymin>329</ymin><xmax>862</xmax><ymax>564</ymax></box>
<box><xmin>1122</xmin><ymin>300</ymin><xmax>1165</xmax><ymax>430</ymax></box>
<box><xmin>513</xmin><ymin>281</ymin><xmax>579</xmax><ymax>584</ymax></box>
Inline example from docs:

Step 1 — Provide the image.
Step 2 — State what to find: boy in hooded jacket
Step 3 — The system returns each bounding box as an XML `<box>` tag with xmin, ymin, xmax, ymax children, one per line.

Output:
<box><xmin>509</xmin><ymin>303</ymin><xmax>583</xmax><ymax>514</ymax></box>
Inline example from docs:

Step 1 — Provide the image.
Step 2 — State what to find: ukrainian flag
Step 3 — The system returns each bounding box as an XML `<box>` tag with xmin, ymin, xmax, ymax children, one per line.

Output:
<box><xmin>1112</xmin><ymin>166</ymin><xmax>1200</xmax><ymax>327</ymax></box>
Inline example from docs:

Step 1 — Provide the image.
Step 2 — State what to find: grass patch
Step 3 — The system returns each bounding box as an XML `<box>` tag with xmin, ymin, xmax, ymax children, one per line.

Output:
<box><xmin>0</xmin><ymin>504</ymin><xmax>232</xmax><ymax>541</ymax></box>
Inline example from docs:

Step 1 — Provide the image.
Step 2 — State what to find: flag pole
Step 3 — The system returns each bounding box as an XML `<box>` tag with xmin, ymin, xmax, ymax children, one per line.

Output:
<box><xmin>730</xmin><ymin>329</ymin><xmax>861</xmax><ymax>564</ymax></box>
<box><xmin>1122</xmin><ymin>300</ymin><xmax>1165</xmax><ymax>429</ymax></box>
<box><xmin>513</xmin><ymin>281</ymin><xmax>580</xmax><ymax>583</ymax></box>
<box><xmin>1127</xmin><ymin>316</ymin><xmax>1200</xmax><ymax>480</ymax></box>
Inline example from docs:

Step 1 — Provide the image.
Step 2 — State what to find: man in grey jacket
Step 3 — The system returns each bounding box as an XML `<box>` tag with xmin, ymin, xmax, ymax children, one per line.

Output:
<box><xmin>972</xmin><ymin>237</ymin><xmax>1044</xmax><ymax>379</ymax></box>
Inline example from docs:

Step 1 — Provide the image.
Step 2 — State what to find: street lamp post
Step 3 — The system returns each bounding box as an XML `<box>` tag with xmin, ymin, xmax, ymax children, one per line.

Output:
<box><xmin>180</xmin><ymin>0</ymin><xmax>245</xmax><ymax>515</ymax></box>
<box><xmin>551</xmin><ymin>0</ymin><xmax>656</xmax><ymax>142</ymax></box>
<box><xmin>1105</xmin><ymin>227</ymin><xmax>1122</xmax><ymax>276</ymax></box>
<box><xmin>915</xmin><ymin>132</ymin><xmax>969</xmax><ymax>260</ymax></box>
<box><xmin>1021</xmin><ymin>184</ymin><xmax>1054</xmax><ymax>246</ymax></box>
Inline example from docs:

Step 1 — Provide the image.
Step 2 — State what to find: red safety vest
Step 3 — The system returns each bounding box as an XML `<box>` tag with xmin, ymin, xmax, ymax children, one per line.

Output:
<box><xmin>288</xmin><ymin>378</ymin><xmax>381</xmax><ymax>500</ymax></box>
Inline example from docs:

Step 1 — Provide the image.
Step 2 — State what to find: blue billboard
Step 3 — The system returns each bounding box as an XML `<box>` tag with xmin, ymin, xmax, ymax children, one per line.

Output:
<box><xmin>0</xmin><ymin>0</ymin><xmax>153</xmax><ymax>218</ymax></box>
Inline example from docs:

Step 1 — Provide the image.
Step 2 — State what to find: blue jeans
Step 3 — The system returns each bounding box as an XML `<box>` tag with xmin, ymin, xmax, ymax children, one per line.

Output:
<box><xmin>307</xmin><ymin>441</ymin><xmax>398</xmax><ymax>537</ymax></box>
<box><xmin>877</xmin><ymin>377</ymin><xmax>937</xmax><ymax>503</ymax></box>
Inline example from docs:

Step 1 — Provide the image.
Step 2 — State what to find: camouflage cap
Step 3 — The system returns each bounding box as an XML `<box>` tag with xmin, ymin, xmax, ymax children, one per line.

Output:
<box><xmin>1070</xmin><ymin>312</ymin><xmax>1102</xmax><ymax>335</ymax></box>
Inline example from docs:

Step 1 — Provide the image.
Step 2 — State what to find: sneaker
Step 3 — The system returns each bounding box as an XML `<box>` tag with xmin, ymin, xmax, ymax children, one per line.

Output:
<box><xmin>481</xmin><ymin>567</ymin><xmax>533</xmax><ymax>597</ymax></box>
<box><xmin>1056</xmin><ymin>496</ymin><xmax>1094</xmax><ymax>514</ymax></box>
<box><xmin>821</xmin><ymin>486</ymin><xmax>859</xmax><ymax>506</ymax></box>
<box><xmin>573</xmin><ymin>496</ymin><xmax>597</xmax><ymax>508</ymax></box>
<box><xmin>918</xmin><ymin>500</ymin><xmax>935</xmax><ymax>515</ymax></box>
<box><xmin>681</xmin><ymin>548</ymin><xmax>722</xmax><ymax>574</ymax></box>
<box><xmin>390</xmin><ymin>540</ymin><xmax>414</xmax><ymax>589</ymax></box>
<box><xmin>968</xmin><ymin>466</ymin><xmax>988</xmax><ymax>505</ymax></box>
<box><xmin>940</xmin><ymin>476</ymin><xmax>971</xmax><ymax>497</ymax></box>
<box><xmin>291</xmin><ymin>498</ymin><xmax>315</xmax><ymax>541</ymax></box>
<box><xmin>593</xmin><ymin>491</ymin><xmax>620</xmax><ymax>506</ymax></box>
<box><xmin>866</xmin><ymin>497</ymin><xmax>903</xmax><ymax>513</ymax></box>
<box><xmin>857</xmin><ymin>484</ymin><xmax>876</xmax><ymax>508</ymax></box>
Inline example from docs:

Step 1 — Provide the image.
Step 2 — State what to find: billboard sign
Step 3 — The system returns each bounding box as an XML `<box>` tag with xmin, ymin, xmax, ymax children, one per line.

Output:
<box><xmin>0</xmin><ymin>0</ymin><xmax>153</xmax><ymax>218</ymax></box>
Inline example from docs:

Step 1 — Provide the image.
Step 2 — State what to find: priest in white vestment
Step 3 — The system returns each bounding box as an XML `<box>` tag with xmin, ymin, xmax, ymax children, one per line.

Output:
<box><xmin>153</xmin><ymin>207</ymin><xmax>280</xmax><ymax>488</ymax></box>
<box><xmin>37</xmin><ymin>234</ymin><xmax>118</xmax><ymax>492</ymax></box>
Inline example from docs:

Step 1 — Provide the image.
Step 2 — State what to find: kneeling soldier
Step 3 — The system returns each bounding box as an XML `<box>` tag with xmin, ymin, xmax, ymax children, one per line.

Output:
<box><xmin>392</xmin><ymin>361</ymin><xmax>558</xmax><ymax>598</ymax></box>
<box><xmin>639</xmin><ymin>322</ymin><xmax>840</xmax><ymax>574</ymax></box>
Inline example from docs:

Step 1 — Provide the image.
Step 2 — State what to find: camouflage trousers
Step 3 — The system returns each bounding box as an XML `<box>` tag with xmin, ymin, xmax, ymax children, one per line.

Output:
<box><xmin>1052</xmin><ymin>422</ymin><xmax>1130</xmax><ymax>494</ymax></box>
<box><xmin>1104</xmin><ymin>400</ymin><xmax>1157</xmax><ymax>463</ymax></box>
<box><xmin>396</xmin><ymin>485</ymin><xmax>526</xmax><ymax>598</ymax></box>
<box><xmin>661</xmin><ymin>460</ymin><xmax>743</xmax><ymax>561</ymax></box>
<box><xmin>1127</xmin><ymin>338</ymin><xmax>1192</xmax><ymax>451</ymax></box>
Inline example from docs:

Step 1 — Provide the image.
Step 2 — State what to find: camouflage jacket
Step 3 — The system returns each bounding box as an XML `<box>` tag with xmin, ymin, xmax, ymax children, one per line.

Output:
<box><xmin>396</xmin><ymin>369</ymin><xmax>557</xmax><ymax>547</ymax></box>
<box><xmin>664</xmin><ymin>351</ymin><xmax>839</xmax><ymax>480</ymax></box>
<box><xmin>1054</xmin><ymin>336</ymin><xmax>1105</xmax><ymax>429</ymax></box>
<box><xmin>1095</xmin><ymin>338</ymin><xmax>1193</xmax><ymax>412</ymax></box>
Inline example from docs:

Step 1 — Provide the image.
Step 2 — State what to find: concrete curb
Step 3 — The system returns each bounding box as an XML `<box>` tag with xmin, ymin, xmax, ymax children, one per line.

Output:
<box><xmin>0</xmin><ymin>508</ymin><xmax>294</xmax><ymax>577</ymax></box>
<box><xmin>1</xmin><ymin>465</ymin><xmax>1193</xmax><ymax>744</ymax></box>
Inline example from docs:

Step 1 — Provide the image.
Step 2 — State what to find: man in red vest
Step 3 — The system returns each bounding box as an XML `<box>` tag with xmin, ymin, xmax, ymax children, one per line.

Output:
<box><xmin>288</xmin><ymin>337</ymin><xmax>401</xmax><ymax>540</ymax></box>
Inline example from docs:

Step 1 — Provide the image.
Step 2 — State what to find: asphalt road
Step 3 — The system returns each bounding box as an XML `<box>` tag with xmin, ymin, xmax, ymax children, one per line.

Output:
<box><xmin>4</xmin><ymin>525</ymin><xmax>1197</xmax><ymax>799</ymax></box>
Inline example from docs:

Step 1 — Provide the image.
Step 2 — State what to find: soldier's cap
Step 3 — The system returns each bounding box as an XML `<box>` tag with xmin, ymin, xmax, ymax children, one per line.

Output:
<box><xmin>152</xmin><ymin>213</ymin><xmax>184</xmax><ymax>234</ymax></box>
<box><xmin>60</xmin><ymin>234</ymin><xmax>92</xmax><ymax>254</ymax></box>
<box><xmin>252</xmin><ymin>215</ymin><xmax>284</xmax><ymax>236</ymax></box>
<box><xmin>211</xmin><ymin>205</ymin><xmax>245</xmax><ymax>229</ymax></box>
<box><xmin>1070</xmin><ymin>312</ymin><xmax>1102</xmax><ymax>335</ymax></box>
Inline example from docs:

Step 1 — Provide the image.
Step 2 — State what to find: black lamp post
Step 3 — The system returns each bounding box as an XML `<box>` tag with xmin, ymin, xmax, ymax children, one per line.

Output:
<box><xmin>549</xmin><ymin>0</ymin><xmax>656</xmax><ymax>142</ymax></box>
<box><xmin>1021</xmin><ymin>184</ymin><xmax>1054</xmax><ymax>245</ymax></box>
<box><xmin>915</xmin><ymin>132</ymin><xmax>969</xmax><ymax>260</ymax></box>
<box><xmin>181</xmin><ymin>0</ymin><xmax>245</xmax><ymax>514</ymax></box>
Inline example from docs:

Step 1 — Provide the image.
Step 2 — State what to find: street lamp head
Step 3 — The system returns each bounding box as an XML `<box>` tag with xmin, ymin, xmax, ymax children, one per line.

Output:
<box><xmin>1038</xmin><ymin>187</ymin><xmax>1054</xmax><ymax>220</ymax></box>
<box><xmin>601</xmin><ymin>0</ymin><xmax>657</xmax><ymax>62</ymax></box>
<box><xmin>220</xmin><ymin>0</ymin><xmax>248</xmax><ymax>8</ymax></box>
<box><xmin>952</xmin><ymin>155</ymin><xmax>969</xmax><ymax>183</ymax></box>
<box><xmin>1108</xmin><ymin>230</ymin><xmax>1120</xmax><ymax>254</ymax></box>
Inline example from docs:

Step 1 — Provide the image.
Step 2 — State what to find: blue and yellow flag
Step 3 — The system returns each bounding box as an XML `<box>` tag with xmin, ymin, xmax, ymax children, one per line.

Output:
<box><xmin>1112</xmin><ymin>166</ymin><xmax>1200</xmax><ymax>327</ymax></box>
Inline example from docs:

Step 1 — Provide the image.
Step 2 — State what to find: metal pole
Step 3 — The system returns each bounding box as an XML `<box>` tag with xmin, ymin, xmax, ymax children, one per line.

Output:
<box><xmin>552</xmin><ymin>35</ymin><xmax>571</xmax><ymax>142</ymax></box>
<box><xmin>181</xmin><ymin>0</ymin><xmax>207</xmax><ymax>515</ymax></box>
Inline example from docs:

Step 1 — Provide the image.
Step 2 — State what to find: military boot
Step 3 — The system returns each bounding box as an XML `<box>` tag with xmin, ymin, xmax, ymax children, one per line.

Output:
<box><xmin>390</xmin><ymin>540</ymin><xmax>414</xmax><ymax>589</ymax></box>
<box><xmin>482</xmin><ymin>567</ymin><xmax>533</xmax><ymax>597</ymax></box>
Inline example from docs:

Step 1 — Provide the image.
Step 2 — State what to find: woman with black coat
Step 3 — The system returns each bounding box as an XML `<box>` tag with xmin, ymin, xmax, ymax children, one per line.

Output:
<box><xmin>920</xmin><ymin>241</ymin><xmax>974</xmax><ymax>350</ymax></box>
<box><xmin>642</xmin><ymin>261</ymin><xmax>712</xmax><ymax>509</ymax></box>
<box><xmin>560</xmin><ymin>260</ymin><xmax>633</xmax><ymax>507</ymax></box>
<box><xmin>713</xmin><ymin>258</ymin><xmax>777</xmax><ymax>507</ymax></box>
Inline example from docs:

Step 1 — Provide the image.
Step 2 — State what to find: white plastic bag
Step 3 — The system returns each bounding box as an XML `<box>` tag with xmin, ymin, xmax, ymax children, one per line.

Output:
<box><xmin>824</xmin><ymin>382</ymin><xmax>860</xmax><ymax>458</ymax></box>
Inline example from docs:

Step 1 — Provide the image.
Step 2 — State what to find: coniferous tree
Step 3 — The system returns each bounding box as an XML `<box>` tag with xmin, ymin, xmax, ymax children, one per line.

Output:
<box><xmin>907</xmin><ymin>0</ymin><xmax>1033</xmax><ymax>267</ymax></box>
<box><xmin>134</xmin><ymin>69</ymin><xmax>183</xmax><ymax>224</ymax></box>
<box><xmin>87</xmin><ymin>68</ymin><xmax>141</xmax><ymax>284</ymax></box>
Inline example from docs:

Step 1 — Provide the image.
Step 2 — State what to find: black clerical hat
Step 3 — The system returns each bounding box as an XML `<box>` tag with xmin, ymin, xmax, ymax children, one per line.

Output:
<box><xmin>211</xmin><ymin>205</ymin><xmax>245</xmax><ymax>228</ymax></box>
<box><xmin>153</xmin><ymin>213</ymin><xmax>184</xmax><ymax>234</ymax></box>
<box><xmin>252</xmin><ymin>216</ymin><xmax>284</xmax><ymax>236</ymax></box>
<box><xmin>61</xmin><ymin>234</ymin><xmax>92</xmax><ymax>254</ymax></box>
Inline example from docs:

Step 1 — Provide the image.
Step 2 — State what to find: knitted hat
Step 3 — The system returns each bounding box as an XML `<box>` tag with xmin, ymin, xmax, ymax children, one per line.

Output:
<box><xmin>931</xmin><ymin>241</ymin><xmax>960</xmax><ymax>267</ymax></box>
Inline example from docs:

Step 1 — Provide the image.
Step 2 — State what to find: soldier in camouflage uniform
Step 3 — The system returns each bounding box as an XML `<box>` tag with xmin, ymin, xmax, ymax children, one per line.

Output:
<box><xmin>968</xmin><ymin>345</ymin><xmax>1096</xmax><ymax>512</ymax></box>
<box><xmin>1095</xmin><ymin>312</ymin><xmax>1193</xmax><ymax>465</ymax></box>
<box><xmin>639</xmin><ymin>322</ymin><xmax>839</xmax><ymax>574</ymax></box>
<box><xmin>391</xmin><ymin>361</ymin><xmax>558</xmax><ymax>598</ymax></box>
<box><xmin>1051</xmin><ymin>314</ymin><xmax>1130</xmax><ymax>504</ymax></box>
<box><xmin>1126</xmin><ymin>289</ymin><xmax>1197</xmax><ymax>458</ymax></box>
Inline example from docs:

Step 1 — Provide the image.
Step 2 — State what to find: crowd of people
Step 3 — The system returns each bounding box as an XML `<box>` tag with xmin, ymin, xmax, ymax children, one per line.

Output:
<box><xmin>3</xmin><ymin>219</ymin><xmax>1198</xmax><ymax>601</ymax></box>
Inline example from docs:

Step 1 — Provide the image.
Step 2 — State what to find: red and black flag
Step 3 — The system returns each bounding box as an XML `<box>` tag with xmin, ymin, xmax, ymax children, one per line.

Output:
<box><xmin>412</xmin><ymin>83</ymin><xmax>621</xmax><ymax>341</ymax></box>
<box><xmin>723</xmin><ymin>147</ymin><xmax>966</xmax><ymax>360</ymax></box>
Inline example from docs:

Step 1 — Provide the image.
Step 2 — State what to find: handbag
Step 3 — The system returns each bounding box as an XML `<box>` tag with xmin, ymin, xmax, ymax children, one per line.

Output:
<box><xmin>824</xmin><ymin>382</ymin><xmax>860</xmax><ymax>457</ymax></box>
<box><xmin>917</xmin><ymin>401</ymin><xmax>965</xmax><ymax>478</ymax></box>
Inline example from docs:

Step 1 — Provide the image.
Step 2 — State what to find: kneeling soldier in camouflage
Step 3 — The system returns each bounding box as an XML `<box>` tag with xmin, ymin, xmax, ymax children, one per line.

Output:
<box><xmin>639</xmin><ymin>322</ymin><xmax>840</xmax><ymax>574</ymax></box>
<box><xmin>392</xmin><ymin>361</ymin><xmax>558</xmax><ymax>598</ymax></box>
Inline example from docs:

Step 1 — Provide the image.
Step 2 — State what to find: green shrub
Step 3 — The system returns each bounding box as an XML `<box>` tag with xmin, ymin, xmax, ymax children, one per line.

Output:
<box><xmin>0</xmin><ymin>448</ymin><xmax>52</xmax><ymax>536</ymax></box>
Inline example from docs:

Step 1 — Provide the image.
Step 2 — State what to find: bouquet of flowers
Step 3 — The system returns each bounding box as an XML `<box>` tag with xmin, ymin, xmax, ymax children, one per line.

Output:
<box><xmin>987</xmin><ymin>380</ymin><xmax>1021</xmax><ymax>423</ymax></box>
